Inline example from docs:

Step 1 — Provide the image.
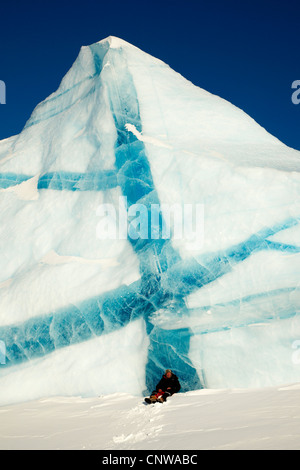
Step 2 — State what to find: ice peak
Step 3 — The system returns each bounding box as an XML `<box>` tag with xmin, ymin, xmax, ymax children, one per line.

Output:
<box><xmin>106</xmin><ymin>36</ymin><xmax>133</xmax><ymax>49</ymax></box>
<box><xmin>94</xmin><ymin>35</ymin><xmax>138</xmax><ymax>51</ymax></box>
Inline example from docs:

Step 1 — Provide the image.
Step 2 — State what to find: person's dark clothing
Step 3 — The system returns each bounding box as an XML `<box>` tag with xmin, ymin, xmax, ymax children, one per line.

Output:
<box><xmin>151</xmin><ymin>372</ymin><xmax>181</xmax><ymax>401</ymax></box>
<box><xmin>156</xmin><ymin>373</ymin><xmax>181</xmax><ymax>394</ymax></box>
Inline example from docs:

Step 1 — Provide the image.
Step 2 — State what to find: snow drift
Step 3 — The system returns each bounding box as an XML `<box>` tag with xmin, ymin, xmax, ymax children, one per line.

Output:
<box><xmin>0</xmin><ymin>36</ymin><xmax>299</xmax><ymax>405</ymax></box>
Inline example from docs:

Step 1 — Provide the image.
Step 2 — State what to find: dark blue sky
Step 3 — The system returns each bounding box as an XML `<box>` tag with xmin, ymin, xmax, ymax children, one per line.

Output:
<box><xmin>0</xmin><ymin>0</ymin><xmax>299</xmax><ymax>150</ymax></box>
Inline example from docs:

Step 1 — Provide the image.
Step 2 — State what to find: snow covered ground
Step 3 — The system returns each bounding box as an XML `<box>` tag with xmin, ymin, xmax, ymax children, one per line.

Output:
<box><xmin>1</xmin><ymin>384</ymin><xmax>300</xmax><ymax>450</ymax></box>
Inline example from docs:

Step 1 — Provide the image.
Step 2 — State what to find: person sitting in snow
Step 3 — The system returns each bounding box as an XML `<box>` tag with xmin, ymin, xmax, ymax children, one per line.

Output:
<box><xmin>148</xmin><ymin>369</ymin><xmax>181</xmax><ymax>403</ymax></box>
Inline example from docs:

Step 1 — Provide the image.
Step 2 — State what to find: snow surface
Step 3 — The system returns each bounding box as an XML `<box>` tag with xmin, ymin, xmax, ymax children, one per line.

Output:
<box><xmin>1</xmin><ymin>385</ymin><xmax>300</xmax><ymax>450</ymax></box>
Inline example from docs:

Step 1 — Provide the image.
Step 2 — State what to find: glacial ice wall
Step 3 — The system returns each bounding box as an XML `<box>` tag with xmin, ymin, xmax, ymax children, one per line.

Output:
<box><xmin>0</xmin><ymin>37</ymin><xmax>299</xmax><ymax>404</ymax></box>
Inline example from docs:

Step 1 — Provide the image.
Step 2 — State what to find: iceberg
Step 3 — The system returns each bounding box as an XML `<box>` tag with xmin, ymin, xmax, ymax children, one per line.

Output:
<box><xmin>0</xmin><ymin>36</ymin><xmax>299</xmax><ymax>404</ymax></box>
